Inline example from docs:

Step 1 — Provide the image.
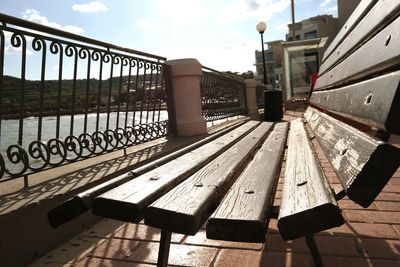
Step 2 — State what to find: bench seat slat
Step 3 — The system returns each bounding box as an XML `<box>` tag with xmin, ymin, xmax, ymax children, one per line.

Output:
<box><xmin>278</xmin><ymin>119</ymin><xmax>344</xmax><ymax>241</ymax></box>
<box><xmin>310</xmin><ymin>70</ymin><xmax>400</xmax><ymax>133</ymax></box>
<box><xmin>304</xmin><ymin>107</ymin><xmax>400</xmax><ymax>207</ymax></box>
<box><xmin>47</xmin><ymin>121</ymin><xmax>248</xmax><ymax>228</ymax></box>
<box><xmin>206</xmin><ymin>122</ymin><xmax>288</xmax><ymax>243</ymax></box>
<box><xmin>319</xmin><ymin>0</ymin><xmax>399</xmax><ymax>76</ymax></box>
<box><xmin>315</xmin><ymin>15</ymin><xmax>400</xmax><ymax>90</ymax></box>
<box><xmin>92</xmin><ymin>121</ymin><xmax>261</xmax><ymax>222</ymax></box>
<box><xmin>145</xmin><ymin>122</ymin><xmax>273</xmax><ymax>235</ymax></box>
<box><xmin>322</xmin><ymin>0</ymin><xmax>377</xmax><ymax>62</ymax></box>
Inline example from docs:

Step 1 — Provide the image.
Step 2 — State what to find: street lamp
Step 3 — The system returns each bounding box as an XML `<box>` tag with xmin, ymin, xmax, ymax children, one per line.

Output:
<box><xmin>256</xmin><ymin>21</ymin><xmax>267</xmax><ymax>84</ymax></box>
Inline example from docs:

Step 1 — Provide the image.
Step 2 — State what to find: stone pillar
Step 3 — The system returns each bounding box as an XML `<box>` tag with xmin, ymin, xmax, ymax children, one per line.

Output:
<box><xmin>166</xmin><ymin>58</ymin><xmax>207</xmax><ymax>136</ymax></box>
<box><xmin>245</xmin><ymin>79</ymin><xmax>259</xmax><ymax>116</ymax></box>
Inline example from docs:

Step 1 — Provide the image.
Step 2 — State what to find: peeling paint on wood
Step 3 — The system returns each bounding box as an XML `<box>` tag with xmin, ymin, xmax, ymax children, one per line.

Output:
<box><xmin>311</xmin><ymin>71</ymin><xmax>400</xmax><ymax>133</ymax></box>
<box><xmin>206</xmin><ymin>122</ymin><xmax>288</xmax><ymax>243</ymax></box>
<box><xmin>320</xmin><ymin>0</ymin><xmax>399</xmax><ymax>75</ymax></box>
<box><xmin>145</xmin><ymin>122</ymin><xmax>274</xmax><ymax>235</ymax></box>
<box><xmin>92</xmin><ymin>121</ymin><xmax>262</xmax><ymax>222</ymax></box>
<box><xmin>304</xmin><ymin>107</ymin><xmax>400</xmax><ymax>207</ymax></box>
<box><xmin>322</xmin><ymin>0</ymin><xmax>377</xmax><ymax>62</ymax></box>
<box><xmin>316</xmin><ymin>15</ymin><xmax>400</xmax><ymax>90</ymax></box>
<box><xmin>277</xmin><ymin>119</ymin><xmax>344</xmax><ymax>240</ymax></box>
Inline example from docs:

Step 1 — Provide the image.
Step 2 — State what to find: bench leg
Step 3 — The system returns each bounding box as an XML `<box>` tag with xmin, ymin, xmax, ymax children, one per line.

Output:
<box><xmin>305</xmin><ymin>234</ymin><xmax>324</xmax><ymax>267</ymax></box>
<box><xmin>157</xmin><ymin>229</ymin><xmax>172</xmax><ymax>267</ymax></box>
<box><xmin>375</xmin><ymin>130</ymin><xmax>391</xmax><ymax>142</ymax></box>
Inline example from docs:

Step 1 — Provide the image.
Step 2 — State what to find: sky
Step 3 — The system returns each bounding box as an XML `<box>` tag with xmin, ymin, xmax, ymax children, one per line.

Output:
<box><xmin>0</xmin><ymin>0</ymin><xmax>338</xmax><ymax>78</ymax></box>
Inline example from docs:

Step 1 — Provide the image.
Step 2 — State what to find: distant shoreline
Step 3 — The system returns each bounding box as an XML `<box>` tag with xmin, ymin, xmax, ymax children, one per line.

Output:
<box><xmin>0</xmin><ymin>105</ymin><xmax>168</xmax><ymax>120</ymax></box>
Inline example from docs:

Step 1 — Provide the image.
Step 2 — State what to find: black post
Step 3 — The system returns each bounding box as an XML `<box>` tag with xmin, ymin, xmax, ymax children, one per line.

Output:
<box><xmin>264</xmin><ymin>90</ymin><xmax>283</xmax><ymax>121</ymax></box>
<box><xmin>157</xmin><ymin>229</ymin><xmax>172</xmax><ymax>267</ymax></box>
<box><xmin>305</xmin><ymin>234</ymin><xmax>324</xmax><ymax>267</ymax></box>
<box><xmin>260</xmin><ymin>32</ymin><xmax>267</xmax><ymax>85</ymax></box>
<box><xmin>375</xmin><ymin>130</ymin><xmax>391</xmax><ymax>142</ymax></box>
<box><xmin>257</xmin><ymin>22</ymin><xmax>282</xmax><ymax>122</ymax></box>
<box><xmin>291</xmin><ymin>0</ymin><xmax>296</xmax><ymax>41</ymax></box>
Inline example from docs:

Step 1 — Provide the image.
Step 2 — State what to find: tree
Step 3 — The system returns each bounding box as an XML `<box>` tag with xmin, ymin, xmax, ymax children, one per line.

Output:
<box><xmin>241</xmin><ymin>71</ymin><xmax>254</xmax><ymax>79</ymax></box>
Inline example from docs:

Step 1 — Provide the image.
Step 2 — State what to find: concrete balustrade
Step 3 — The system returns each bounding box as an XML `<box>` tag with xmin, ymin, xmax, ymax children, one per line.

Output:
<box><xmin>167</xmin><ymin>59</ymin><xmax>262</xmax><ymax>136</ymax></box>
<box><xmin>245</xmin><ymin>79</ymin><xmax>259</xmax><ymax>116</ymax></box>
<box><xmin>166</xmin><ymin>58</ymin><xmax>207</xmax><ymax>136</ymax></box>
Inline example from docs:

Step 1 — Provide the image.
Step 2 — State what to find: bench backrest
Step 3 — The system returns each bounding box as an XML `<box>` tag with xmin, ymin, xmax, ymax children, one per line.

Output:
<box><xmin>306</xmin><ymin>0</ymin><xmax>400</xmax><ymax>207</ymax></box>
<box><xmin>310</xmin><ymin>0</ymin><xmax>400</xmax><ymax>133</ymax></box>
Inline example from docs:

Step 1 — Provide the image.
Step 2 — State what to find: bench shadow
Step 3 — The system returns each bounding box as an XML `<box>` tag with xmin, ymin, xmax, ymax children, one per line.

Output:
<box><xmin>0</xmin><ymin>136</ymin><xmax>200</xmax><ymax>215</ymax></box>
<box><xmin>76</xmin><ymin>222</ymin><xmax>162</xmax><ymax>266</ymax></box>
<box><xmin>259</xmin><ymin>220</ymin><xmax>400</xmax><ymax>267</ymax></box>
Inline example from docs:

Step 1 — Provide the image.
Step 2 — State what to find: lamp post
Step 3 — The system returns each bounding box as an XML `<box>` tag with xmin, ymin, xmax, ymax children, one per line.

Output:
<box><xmin>256</xmin><ymin>21</ymin><xmax>267</xmax><ymax>84</ymax></box>
<box><xmin>257</xmin><ymin>21</ymin><xmax>282</xmax><ymax>121</ymax></box>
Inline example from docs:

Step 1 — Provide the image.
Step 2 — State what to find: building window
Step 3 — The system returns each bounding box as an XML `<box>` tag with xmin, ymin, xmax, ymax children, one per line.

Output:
<box><xmin>265</xmin><ymin>53</ymin><xmax>273</xmax><ymax>61</ymax></box>
<box><xmin>304</xmin><ymin>30</ymin><xmax>317</xmax><ymax>40</ymax></box>
<box><xmin>288</xmin><ymin>51</ymin><xmax>319</xmax><ymax>98</ymax></box>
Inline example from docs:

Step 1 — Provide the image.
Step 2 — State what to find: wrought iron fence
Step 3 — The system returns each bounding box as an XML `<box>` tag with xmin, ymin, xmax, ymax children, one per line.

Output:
<box><xmin>256</xmin><ymin>84</ymin><xmax>266</xmax><ymax>109</ymax></box>
<box><xmin>200</xmin><ymin>67</ymin><xmax>246</xmax><ymax>122</ymax></box>
<box><xmin>0</xmin><ymin>13</ymin><xmax>170</xmax><ymax>183</ymax></box>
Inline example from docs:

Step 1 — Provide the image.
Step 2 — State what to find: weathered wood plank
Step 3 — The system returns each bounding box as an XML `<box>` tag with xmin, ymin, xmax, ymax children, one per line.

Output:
<box><xmin>315</xmin><ymin>15</ymin><xmax>400</xmax><ymax>90</ymax></box>
<box><xmin>310</xmin><ymin>70</ymin><xmax>400</xmax><ymax>134</ymax></box>
<box><xmin>304</xmin><ymin>107</ymin><xmax>400</xmax><ymax>207</ymax></box>
<box><xmin>319</xmin><ymin>0</ymin><xmax>400</xmax><ymax>76</ymax></box>
<box><xmin>145</xmin><ymin>122</ymin><xmax>273</xmax><ymax>235</ymax></box>
<box><xmin>277</xmin><ymin>119</ymin><xmax>344</xmax><ymax>241</ymax></box>
<box><xmin>322</xmin><ymin>0</ymin><xmax>377</xmax><ymax>62</ymax></box>
<box><xmin>92</xmin><ymin>121</ymin><xmax>261</xmax><ymax>222</ymax></box>
<box><xmin>47</xmin><ymin>120</ymin><xmax>248</xmax><ymax>228</ymax></box>
<box><xmin>206</xmin><ymin>122</ymin><xmax>288</xmax><ymax>243</ymax></box>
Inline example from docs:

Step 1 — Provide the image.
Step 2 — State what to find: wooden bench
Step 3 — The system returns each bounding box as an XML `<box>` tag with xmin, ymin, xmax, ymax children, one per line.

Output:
<box><xmin>277</xmin><ymin>0</ymin><xmax>400</xmax><ymax>242</ymax></box>
<box><xmin>49</xmin><ymin>120</ymin><xmax>290</xmax><ymax>266</ymax></box>
<box><xmin>48</xmin><ymin>2</ymin><xmax>400</xmax><ymax>266</ymax></box>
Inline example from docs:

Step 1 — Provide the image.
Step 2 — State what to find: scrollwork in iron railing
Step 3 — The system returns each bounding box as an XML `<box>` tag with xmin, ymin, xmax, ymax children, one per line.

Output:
<box><xmin>200</xmin><ymin>67</ymin><xmax>246</xmax><ymax>122</ymax></box>
<box><xmin>1</xmin><ymin>121</ymin><xmax>168</xmax><ymax>179</ymax></box>
<box><xmin>0</xmin><ymin>13</ymin><xmax>170</xmax><ymax>182</ymax></box>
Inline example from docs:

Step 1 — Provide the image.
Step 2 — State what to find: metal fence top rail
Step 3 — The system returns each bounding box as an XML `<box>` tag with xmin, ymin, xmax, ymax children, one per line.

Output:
<box><xmin>0</xmin><ymin>12</ymin><xmax>167</xmax><ymax>62</ymax></box>
<box><xmin>202</xmin><ymin>66</ymin><xmax>245</xmax><ymax>82</ymax></box>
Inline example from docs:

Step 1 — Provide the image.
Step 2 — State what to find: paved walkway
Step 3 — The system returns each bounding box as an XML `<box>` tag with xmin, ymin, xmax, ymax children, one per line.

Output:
<box><xmin>30</xmin><ymin>112</ymin><xmax>400</xmax><ymax>267</ymax></box>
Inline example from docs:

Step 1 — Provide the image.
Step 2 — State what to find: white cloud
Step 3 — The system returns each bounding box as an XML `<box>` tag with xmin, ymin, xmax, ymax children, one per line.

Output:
<box><xmin>246</xmin><ymin>0</ymin><xmax>260</xmax><ymax>11</ymax></box>
<box><xmin>220</xmin><ymin>0</ymin><xmax>291</xmax><ymax>24</ymax></box>
<box><xmin>157</xmin><ymin>0</ymin><xmax>205</xmax><ymax>19</ymax></box>
<box><xmin>5</xmin><ymin>45</ymin><xmax>34</xmax><ymax>55</ymax></box>
<box><xmin>276</xmin><ymin>21</ymin><xmax>290</xmax><ymax>31</ymax></box>
<box><xmin>320</xmin><ymin>0</ymin><xmax>332</xmax><ymax>7</ymax></box>
<box><xmin>3</xmin><ymin>30</ymin><xmax>13</xmax><ymax>39</ymax></box>
<box><xmin>224</xmin><ymin>31</ymin><xmax>241</xmax><ymax>40</ymax></box>
<box><xmin>328</xmin><ymin>5</ymin><xmax>338</xmax><ymax>12</ymax></box>
<box><xmin>135</xmin><ymin>20</ymin><xmax>161</xmax><ymax>32</ymax></box>
<box><xmin>72</xmin><ymin>1</ymin><xmax>107</xmax><ymax>13</ymax></box>
<box><xmin>192</xmin><ymin>40</ymin><xmax>258</xmax><ymax>73</ymax></box>
<box><xmin>22</xmin><ymin>9</ymin><xmax>84</xmax><ymax>34</ymax></box>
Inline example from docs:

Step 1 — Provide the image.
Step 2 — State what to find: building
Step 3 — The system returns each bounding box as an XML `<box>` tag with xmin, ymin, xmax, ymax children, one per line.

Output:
<box><xmin>282</xmin><ymin>37</ymin><xmax>328</xmax><ymax>99</ymax></box>
<box><xmin>254</xmin><ymin>40</ymin><xmax>284</xmax><ymax>87</ymax></box>
<box><xmin>286</xmin><ymin>15</ymin><xmax>339</xmax><ymax>41</ymax></box>
<box><xmin>254</xmin><ymin>15</ymin><xmax>339</xmax><ymax>95</ymax></box>
<box><xmin>254</xmin><ymin>0</ymin><xmax>362</xmax><ymax>100</ymax></box>
<box><xmin>283</xmin><ymin>16</ymin><xmax>340</xmax><ymax>100</ymax></box>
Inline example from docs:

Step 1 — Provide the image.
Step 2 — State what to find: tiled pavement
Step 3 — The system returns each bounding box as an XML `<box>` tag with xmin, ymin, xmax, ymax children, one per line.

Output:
<box><xmin>30</xmin><ymin>112</ymin><xmax>400</xmax><ymax>266</ymax></box>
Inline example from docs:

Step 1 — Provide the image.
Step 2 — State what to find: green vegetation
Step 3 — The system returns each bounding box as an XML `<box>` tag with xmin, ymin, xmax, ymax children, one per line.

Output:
<box><xmin>0</xmin><ymin>75</ymin><xmax>167</xmax><ymax>118</ymax></box>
